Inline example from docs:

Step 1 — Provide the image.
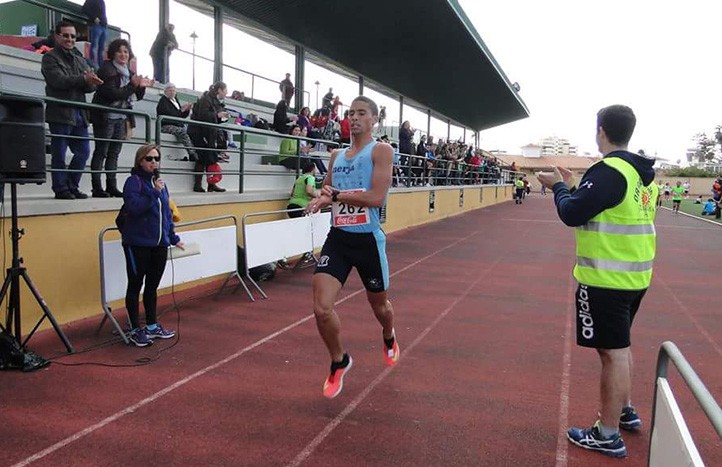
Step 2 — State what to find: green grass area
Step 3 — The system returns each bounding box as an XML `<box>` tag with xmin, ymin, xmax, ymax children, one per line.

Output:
<box><xmin>659</xmin><ymin>198</ymin><xmax>722</xmax><ymax>224</ymax></box>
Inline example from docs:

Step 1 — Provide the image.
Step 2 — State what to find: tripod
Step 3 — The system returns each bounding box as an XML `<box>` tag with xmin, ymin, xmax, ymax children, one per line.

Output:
<box><xmin>0</xmin><ymin>183</ymin><xmax>73</xmax><ymax>353</ymax></box>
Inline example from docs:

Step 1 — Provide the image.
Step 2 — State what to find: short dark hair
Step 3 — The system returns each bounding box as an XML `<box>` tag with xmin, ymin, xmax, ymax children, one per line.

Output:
<box><xmin>352</xmin><ymin>96</ymin><xmax>378</xmax><ymax>116</ymax></box>
<box><xmin>597</xmin><ymin>105</ymin><xmax>636</xmax><ymax>146</ymax></box>
<box><xmin>301</xmin><ymin>161</ymin><xmax>315</xmax><ymax>173</ymax></box>
<box><xmin>107</xmin><ymin>38</ymin><xmax>134</xmax><ymax>61</ymax></box>
<box><xmin>55</xmin><ymin>21</ymin><xmax>75</xmax><ymax>34</ymax></box>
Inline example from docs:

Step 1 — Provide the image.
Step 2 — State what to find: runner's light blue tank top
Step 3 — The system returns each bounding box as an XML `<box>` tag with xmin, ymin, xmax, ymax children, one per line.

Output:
<box><xmin>331</xmin><ymin>140</ymin><xmax>380</xmax><ymax>233</ymax></box>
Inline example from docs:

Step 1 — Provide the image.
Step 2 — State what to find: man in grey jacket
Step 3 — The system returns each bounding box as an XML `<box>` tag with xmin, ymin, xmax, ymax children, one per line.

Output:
<box><xmin>41</xmin><ymin>21</ymin><xmax>103</xmax><ymax>199</ymax></box>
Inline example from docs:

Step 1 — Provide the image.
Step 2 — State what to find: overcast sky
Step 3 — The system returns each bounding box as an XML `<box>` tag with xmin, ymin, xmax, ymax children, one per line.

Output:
<box><xmin>49</xmin><ymin>1</ymin><xmax>722</xmax><ymax>159</ymax></box>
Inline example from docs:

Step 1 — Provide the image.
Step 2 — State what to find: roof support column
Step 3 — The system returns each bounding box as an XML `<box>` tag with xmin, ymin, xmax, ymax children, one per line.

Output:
<box><xmin>399</xmin><ymin>95</ymin><xmax>404</xmax><ymax>130</ymax></box>
<box><xmin>426</xmin><ymin>110</ymin><xmax>431</xmax><ymax>140</ymax></box>
<box><xmin>158</xmin><ymin>0</ymin><xmax>170</xmax><ymax>82</ymax></box>
<box><xmin>159</xmin><ymin>0</ymin><xmax>169</xmax><ymax>33</ymax></box>
<box><xmin>358</xmin><ymin>76</ymin><xmax>364</xmax><ymax>96</ymax></box>
<box><xmin>463</xmin><ymin>128</ymin><xmax>466</xmax><ymax>143</ymax></box>
<box><xmin>447</xmin><ymin>119</ymin><xmax>451</xmax><ymax>141</ymax></box>
<box><xmin>294</xmin><ymin>44</ymin><xmax>305</xmax><ymax>111</ymax></box>
<box><xmin>213</xmin><ymin>5</ymin><xmax>223</xmax><ymax>83</ymax></box>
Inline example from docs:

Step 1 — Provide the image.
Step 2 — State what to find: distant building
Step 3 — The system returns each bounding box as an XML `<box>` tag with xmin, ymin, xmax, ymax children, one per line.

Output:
<box><xmin>540</xmin><ymin>136</ymin><xmax>578</xmax><ymax>156</ymax></box>
<box><xmin>521</xmin><ymin>144</ymin><xmax>542</xmax><ymax>158</ymax></box>
<box><xmin>495</xmin><ymin>154</ymin><xmax>600</xmax><ymax>173</ymax></box>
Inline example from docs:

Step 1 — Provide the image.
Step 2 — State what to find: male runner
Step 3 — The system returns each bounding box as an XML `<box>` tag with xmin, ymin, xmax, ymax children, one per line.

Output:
<box><xmin>306</xmin><ymin>96</ymin><xmax>399</xmax><ymax>399</ymax></box>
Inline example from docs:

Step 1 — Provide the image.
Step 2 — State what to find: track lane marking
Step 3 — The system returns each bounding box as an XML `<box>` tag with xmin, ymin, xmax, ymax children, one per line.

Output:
<box><xmin>12</xmin><ymin>230</ymin><xmax>481</xmax><ymax>467</ymax></box>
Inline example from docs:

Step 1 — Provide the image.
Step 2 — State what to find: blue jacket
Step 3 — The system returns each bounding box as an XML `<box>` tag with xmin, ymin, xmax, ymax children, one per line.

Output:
<box><xmin>552</xmin><ymin>151</ymin><xmax>656</xmax><ymax>227</ymax></box>
<box><xmin>121</xmin><ymin>168</ymin><xmax>180</xmax><ymax>247</ymax></box>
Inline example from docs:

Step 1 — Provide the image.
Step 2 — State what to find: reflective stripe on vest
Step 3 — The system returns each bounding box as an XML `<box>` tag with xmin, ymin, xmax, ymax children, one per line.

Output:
<box><xmin>576</xmin><ymin>257</ymin><xmax>655</xmax><ymax>273</ymax></box>
<box><xmin>578</xmin><ymin>221</ymin><xmax>656</xmax><ymax>235</ymax></box>
<box><xmin>573</xmin><ymin>157</ymin><xmax>658</xmax><ymax>290</ymax></box>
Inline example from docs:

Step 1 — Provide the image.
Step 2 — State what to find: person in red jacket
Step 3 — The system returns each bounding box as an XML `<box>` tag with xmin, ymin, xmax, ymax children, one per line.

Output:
<box><xmin>339</xmin><ymin>110</ymin><xmax>350</xmax><ymax>144</ymax></box>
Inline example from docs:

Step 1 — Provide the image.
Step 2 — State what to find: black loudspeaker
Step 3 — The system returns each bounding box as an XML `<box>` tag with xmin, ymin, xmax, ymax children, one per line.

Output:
<box><xmin>0</xmin><ymin>96</ymin><xmax>46</xmax><ymax>184</ymax></box>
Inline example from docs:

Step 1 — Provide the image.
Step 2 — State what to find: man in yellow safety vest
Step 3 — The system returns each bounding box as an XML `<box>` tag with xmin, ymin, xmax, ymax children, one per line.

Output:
<box><xmin>538</xmin><ymin>105</ymin><xmax>658</xmax><ymax>459</ymax></box>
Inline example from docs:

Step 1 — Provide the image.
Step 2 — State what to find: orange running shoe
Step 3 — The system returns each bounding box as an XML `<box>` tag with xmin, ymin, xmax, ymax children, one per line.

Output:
<box><xmin>383</xmin><ymin>335</ymin><xmax>400</xmax><ymax>367</ymax></box>
<box><xmin>323</xmin><ymin>354</ymin><xmax>353</xmax><ymax>399</ymax></box>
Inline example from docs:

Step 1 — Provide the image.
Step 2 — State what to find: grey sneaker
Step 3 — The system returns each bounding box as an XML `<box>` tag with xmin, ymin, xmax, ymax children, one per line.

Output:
<box><xmin>128</xmin><ymin>328</ymin><xmax>153</xmax><ymax>347</ymax></box>
<box><xmin>145</xmin><ymin>324</ymin><xmax>176</xmax><ymax>340</ymax></box>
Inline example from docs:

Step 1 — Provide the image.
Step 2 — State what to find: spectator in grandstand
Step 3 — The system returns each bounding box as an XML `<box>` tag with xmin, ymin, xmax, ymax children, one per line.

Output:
<box><xmin>279</xmin><ymin>125</ymin><xmax>303</xmax><ymax>170</ymax></box>
<box><xmin>287</xmin><ymin>160</ymin><xmax>319</xmax><ymax>216</ymax></box>
<box><xmin>31</xmin><ymin>31</ymin><xmax>56</xmax><ymax>53</ymax></box>
<box><xmin>90</xmin><ymin>38</ymin><xmax>151</xmax><ymax>198</ymax></box>
<box><xmin>81</xmin><ymin>0</ymin><xmax>107</xmax><ymax>70</ymax></box>
<box><xmin>273</xmin><ymin>100</ymin><xmax>296</xmax><ymax>133</ymax></box>
<box><xmin>330</xmin><ymin>96</ymin><xmax>343</xmax><ymax>121</ymax></box>
<box><xmin>322</xmin><ymin>87</ymin><xmax>334</xmax><ymax>110</ymax></box>
<box><xmin>157</xmin><ymin>83</ymin><xmax>197</xmax><ymax>162</ymax></box>
<box><xmin>701</xmin><ymin>198</ymin><xmax>717</xmax><ymax>215</ymax></box>
<box><xmin>188</xmin><ymin>81</ymin><xmax>228</xmax><ymax>192</ymax></box>
<box><xmin>538</xmin><ymin>105</ymin><xmax>656</xmax><ymax>459</ymax></box>
<box><xmin>120</xmin><ymin>144</ymin><xmax>182</xmax><ymax>347</ymax></box>
<box><xmin>41</xmin><ymin>21</ymin><xmax>103</xmax><ymax>200</ymax></box>
<box><xmin>399</xmin><ymin>121</ymin><xmax>414</xmax><ymax>155</ymax></box>
<box><xmin>297</xmin><ymin>107</ymin><xmax>312</xmax><ymax>134</ymax></box>
<box><xmin>149</xmin><ymin>24</ymin><xmax>178</xmax><ymax>84</ymax></box>
<box><xmin>339</xmin><ymin>110</ymin><xmax>351</xmax><ymax>145</ymax></box>
<box><xmin>279</xmin><ymin>73</ymin><xmax>295</xmax><ymax>106</ymax></box>
<box><xmin>230</xmin><ymin>90</ymin><xmax>245</xmax><ymax>101</ymax></box>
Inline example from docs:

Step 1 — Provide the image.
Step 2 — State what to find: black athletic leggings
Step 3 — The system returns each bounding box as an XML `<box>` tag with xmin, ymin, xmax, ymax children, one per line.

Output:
<box><xmin>123</xmin><ymin>245</ymin><xmax>168</xmax><ymax>330</ymax></box>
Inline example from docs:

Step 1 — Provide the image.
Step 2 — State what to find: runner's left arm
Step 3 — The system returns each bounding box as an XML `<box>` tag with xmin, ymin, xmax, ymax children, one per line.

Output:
<box><xmin>327</xmin><ymin>143</ymin><xmax>393</xmax><ymax>208</ymax></box>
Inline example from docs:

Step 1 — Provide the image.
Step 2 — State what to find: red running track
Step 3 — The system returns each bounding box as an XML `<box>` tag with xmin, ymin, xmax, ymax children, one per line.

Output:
<box><xmin>0</xmin><ymin>195</ymin><xmax>720</xmax><ymax>466</ymax></box>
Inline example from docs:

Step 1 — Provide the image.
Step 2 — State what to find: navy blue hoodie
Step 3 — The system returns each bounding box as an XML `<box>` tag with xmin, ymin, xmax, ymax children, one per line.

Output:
<box><xmin>552</xmin><ymin>150</ymin><xmax>656</xmax><ymax>227</ymax></box>
<box><xmin>121</xmin><ymin>168</ymin><xmax>180</xmax><ymax>247</ymax></box>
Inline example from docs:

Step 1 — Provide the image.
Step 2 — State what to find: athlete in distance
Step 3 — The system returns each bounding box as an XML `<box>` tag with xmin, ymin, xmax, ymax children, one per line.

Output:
<box><xmin>306</xmin><ymin>96</ymin><xmax>399</xmax><ymax>398</ymax></box>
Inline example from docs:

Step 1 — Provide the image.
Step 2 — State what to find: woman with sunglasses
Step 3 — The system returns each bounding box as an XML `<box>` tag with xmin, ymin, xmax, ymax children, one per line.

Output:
<box><xmin>120</xmin><ymin>144</ymin><xmax>183</xmax><ymax>347</ymax></box>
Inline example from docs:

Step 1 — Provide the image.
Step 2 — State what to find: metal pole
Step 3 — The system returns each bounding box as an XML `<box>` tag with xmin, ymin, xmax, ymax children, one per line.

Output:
<box><xmin>190</xmin><ymin>31</ymin><xmax>198</xmax><ymax>91</ymax></box>
<box><xmin>213</xmin><ymin>6</ymin><xmax>223</xmax><ymax>83</ymax></box>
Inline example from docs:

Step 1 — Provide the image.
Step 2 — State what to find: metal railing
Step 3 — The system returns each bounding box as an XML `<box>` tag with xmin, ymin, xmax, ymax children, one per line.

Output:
<box><xmin>1</xmin><ymin>91</ymin><xmax>515</xmax><ymax>196</ymax></box>
<box><xmin>173</xmin><ymin>48</ymin><xmax>310</xmax><ymax>109</ymax></box>
<box><xmin>20</xmin><ymin>0</ymin><xmax>131</xmax><ymax>42</ymax></box>
<box><xmin>648</xmin><ymin>341</ymin><xmax>722</xmax><ymax>463</ymax></box>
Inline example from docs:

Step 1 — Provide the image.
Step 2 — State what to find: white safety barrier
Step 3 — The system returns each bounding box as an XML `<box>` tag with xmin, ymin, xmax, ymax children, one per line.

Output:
<box><xmin>648</xmin><ymin>341</ymin><xmax>722</xmax><ymax>466</ymax></box>
<box><xmin>242</xmin><ymin>208</ymin><xmax>331</xmax><ymax>300</ymax></box>
<box><xmin>98</xmin><ymin>215</ymin><xmax>246</xmax><ymax>344</ymax></box>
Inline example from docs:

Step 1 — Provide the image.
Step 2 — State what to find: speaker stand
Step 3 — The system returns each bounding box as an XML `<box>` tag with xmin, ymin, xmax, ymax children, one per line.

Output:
<box><xmin>1</xmin><ymin>183</ymin><xmax>73</xmax><ymax>353</ymax></box>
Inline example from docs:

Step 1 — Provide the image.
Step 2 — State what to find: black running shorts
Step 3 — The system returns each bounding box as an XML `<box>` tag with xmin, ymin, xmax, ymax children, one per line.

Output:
<box><xmin>575</xmin><ymin>283</ymin><xmax>647</xmax><ymax>349</ymax></box>
<box><xmin>314</xmin><ymin>227</ymin><xmax>389</xmax><ymax>293</ymax></box>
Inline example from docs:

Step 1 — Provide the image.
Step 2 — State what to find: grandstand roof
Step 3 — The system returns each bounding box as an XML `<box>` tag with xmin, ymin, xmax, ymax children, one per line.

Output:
<box><xmin>495</xmin><ymin>155</ymin><xmax>602</xmax><ymax>171</ymax></box>
<box><xmin>173</xmin><ymin>0</ymin><xmax>529</xmax><ymax>131</ymax></box>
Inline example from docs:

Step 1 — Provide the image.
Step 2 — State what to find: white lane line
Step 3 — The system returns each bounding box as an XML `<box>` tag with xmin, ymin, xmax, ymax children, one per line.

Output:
<box><xmin>12</xmin><ymin>230</ymin><xmax>481</xmax><ymax>467</ymax></box>
<box><xmin>286</xmin><ymin>258</ymin><xmax>501</xmax><ymax>467</ymax></box>
<box><xmin>657</xmin><ymin>276</ymin><xmax>722</xmax><ymax>358</ymax></box>
<box><xmin>554</xmin><ymin>276</ymin><xmax>574</xmax><ymax>467</ymax></box>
